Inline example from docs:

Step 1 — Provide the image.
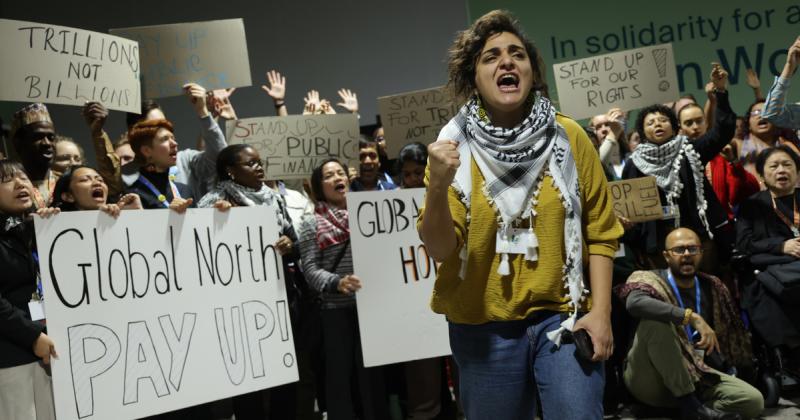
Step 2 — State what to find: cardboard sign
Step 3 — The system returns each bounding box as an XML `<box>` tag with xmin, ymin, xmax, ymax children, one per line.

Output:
<box><xmin>348</xmin><ymin>189</ymin><xmax>451</xmax><ymax>367</ymax></box>
<box><xmin>378</xmin><ymin>86</ymin><xmax>458</xmax><ymax>157</ymax></box>
<box><xmin>608</xmin><ymin>176</ymin><xmax>663</xmax><ymax>222</ymax></box>
<box><xmin>227</xmin><ymin>114</ymin><xmax>359</xmax><ymax>180</ymax></box>
<box><xmin>553</xmin><ymin>44</ymin><xmax>679</xmax><ymax>120</ymax></box>
<box><xmin>0</xmin><ymin>19</ymin><xmax>140</xmax><ymax>113</ymax></box>
<box><xmin>34</xmin><ymin>207</ymin><xmax>297</xmax><ymax>420</ymax></box>
<box><xmin>111</xmin><ymin>19</ymin><xmax>251</xmax><ymax>99</ymax></box>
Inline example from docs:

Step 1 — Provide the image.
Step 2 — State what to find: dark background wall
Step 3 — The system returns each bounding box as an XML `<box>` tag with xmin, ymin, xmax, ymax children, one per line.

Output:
<box><xmin>0</xmin><ymin>0</ymin><xmax>468</xmax><ymax>162</ymax></box>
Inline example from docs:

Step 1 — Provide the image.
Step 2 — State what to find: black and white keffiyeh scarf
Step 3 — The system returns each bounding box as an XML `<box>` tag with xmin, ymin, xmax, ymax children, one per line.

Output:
<box><xmin>436</xmin><ymin>93</ymin><xmax>584</xmax><ymax>345</ymax></box>
<box><xmin>629</xmin><ymin>135</ymin><xmax>712</xmax><ymax>237</ymax></box>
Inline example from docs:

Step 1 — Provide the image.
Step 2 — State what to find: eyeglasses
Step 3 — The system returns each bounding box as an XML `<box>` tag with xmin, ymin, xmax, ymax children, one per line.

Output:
<box><xmin>239</xmin><ymin>159</ymin><xmax>263</xmax><ymax>169</ymax></box>
<box><xmin>667</xmin><ymin>245</ymin><xmax>703</xmax><ymax>255</ymax></box>
<box><xmin>750</xmin><ymin>109</ymin><xmax>763</xmax><ymax>116</ymax></box>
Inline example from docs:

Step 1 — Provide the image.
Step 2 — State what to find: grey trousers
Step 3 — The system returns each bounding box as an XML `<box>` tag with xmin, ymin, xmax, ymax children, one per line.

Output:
<box><xmin>0</xmin><ymin>361</ymin><xmax>55</xmax><ymax>420</ymax></box>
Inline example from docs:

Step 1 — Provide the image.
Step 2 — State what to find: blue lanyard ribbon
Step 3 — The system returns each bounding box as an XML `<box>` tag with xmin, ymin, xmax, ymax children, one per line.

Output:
<box><xmin>667</xmin><ymin>272</ymin><xmax>701</xmax><ymax>340</ymax></box>
<box><xmin>137</xmin><ymin>173</ymin><xmax>181</xmax><ymax>208</ymax></box>
<box><xmin>32</xmin><ymin>251</ymin><xmax>43</xmax><ymax>299</ymax></box>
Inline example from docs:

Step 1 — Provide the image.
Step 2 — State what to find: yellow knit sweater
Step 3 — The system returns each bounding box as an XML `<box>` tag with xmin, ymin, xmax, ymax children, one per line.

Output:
<box><xmin>418</xmin><ymin>114</ymin><xmax>623</xmax><ymax>324</ymax></box>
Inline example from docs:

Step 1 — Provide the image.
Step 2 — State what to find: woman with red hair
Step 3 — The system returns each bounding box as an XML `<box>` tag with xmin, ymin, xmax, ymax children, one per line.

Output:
<box><xmin>126</xmin><ymin>119</ymin><xmax>193</xmax><ymax>212</ymax></box>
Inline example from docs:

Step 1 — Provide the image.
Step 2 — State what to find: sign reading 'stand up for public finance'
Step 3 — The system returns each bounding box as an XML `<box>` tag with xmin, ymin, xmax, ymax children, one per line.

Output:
<box><xmin>34</xmin><ymin>207</ymin><xmax>297</xmax><ymax>420</ymax></box>
<box><xmin>227</xmin><ymin>114</ymin><xmax>359</xmax><ymax>180</ymax></box>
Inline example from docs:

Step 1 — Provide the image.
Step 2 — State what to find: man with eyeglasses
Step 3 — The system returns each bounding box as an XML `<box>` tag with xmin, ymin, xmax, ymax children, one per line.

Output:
<box><xmin>618</xmin><ymin>228</ymin><xmax>763</xmax><ymax>420</ymax></box>
<box><xmin>10</xmin><ymin>103</ymin><xmax>57</xmax><ymax>207</ymax></box>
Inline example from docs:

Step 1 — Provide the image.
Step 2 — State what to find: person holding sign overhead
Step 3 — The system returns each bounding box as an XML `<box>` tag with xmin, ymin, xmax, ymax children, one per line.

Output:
<box><xmin>418</xmin><ymin>10</ymin><xmax>622</xmax><ymax>419</ymax></box>
<box><xmin>621</xmin><ymin>63</ymin><xmax>735</xmax><ymax>272</ymax></box>
<box><xmin>0</xmin><ymin>160</ymin><xmax>59</xmax><ymax>420</ymax></box>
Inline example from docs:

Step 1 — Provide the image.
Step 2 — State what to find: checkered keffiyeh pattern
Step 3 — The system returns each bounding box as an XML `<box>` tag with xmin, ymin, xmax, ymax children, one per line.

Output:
<box><xmin>436</xmin><ymin>94</ymin><xmax>584</xmax><ymax>346</ymax></box>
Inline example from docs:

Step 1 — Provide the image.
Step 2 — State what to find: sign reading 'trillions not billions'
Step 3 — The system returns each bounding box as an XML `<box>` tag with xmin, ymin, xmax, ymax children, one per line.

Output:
<box><xmin>34</xmin><ymin>207</ymin><xmax>297</xmax><ymax>420</ymax></box>
<box><xmin>0</xmin><ymin>19</ymin><xmax>140</xmax><ymax>113</ymax></box>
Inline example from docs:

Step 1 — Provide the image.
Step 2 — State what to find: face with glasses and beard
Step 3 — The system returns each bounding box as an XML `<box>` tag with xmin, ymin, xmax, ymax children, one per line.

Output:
<box><xmin>662</xmin><ymin>228</ymin><xmax>704</xmax><ymax>282</ymax></box>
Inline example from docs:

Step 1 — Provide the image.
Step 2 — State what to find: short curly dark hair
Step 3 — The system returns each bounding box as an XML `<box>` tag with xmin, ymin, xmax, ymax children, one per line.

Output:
<box><xmin>447</xmin><ymin>9</ymin><xmax>547</xmax><ymax>103</ymax></box>
<box><xmin>635</xmin><ymin>104</ymin><xmax>679</xmax><ymax>142</ymax></box>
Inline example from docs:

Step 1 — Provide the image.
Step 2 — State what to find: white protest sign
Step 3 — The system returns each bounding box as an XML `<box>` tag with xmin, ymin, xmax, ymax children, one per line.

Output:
<box><xmin>34</xmin><ymin>207</ymin><xmax>297</xmax><ymax>420</ymax></box>
<box><xmin>377</xmin><ymin>86</ymin><xmax>457</xmax><ymax>157</ymax></box>
<box><xmin>111</xmin><ymin>19</ymin><xmax>251</xmax><ymax>99</ymax></box>
<box><xmin>553</xmin><ymin>43</ymin><xmax>679</xmax><ymax>120</ymax></box>
<box><xmin>348</xmin><ymin>189</ymin><xmax>450</xmax><ymax>367</ymax></box>
<box><xmin>227</xmin><ymin>114</ymin><xmax>359</xmax><ymax>180</ymax></box>
<box><xmin>0</xmin><ymin>19</ymin><xmax>140</xmax><ymax>113</ymax></box>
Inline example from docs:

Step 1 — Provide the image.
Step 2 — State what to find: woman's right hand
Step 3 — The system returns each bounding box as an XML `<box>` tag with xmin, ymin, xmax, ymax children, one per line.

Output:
<box><xmin>337</xmin><ymin>274</ymin><xmax>362</xmax><ymax>294</ymax></box>
<box><xmin>427</xmin><ymin>140</ymin><xmax>460</xmax><ymax>192</ymax></box>
<box><xmin>617</xmin><ymin>215</ymin><xmax>635</xmax><ymax>231</ymax></box>
<box><xmin>782</xmin><ymin>36</ymin><xmax>800</xmax><ymax>79</ymax></box>
<box><xmin>33</xmin><ymin>333</ymin><xmax>58</xmax><ymax>364</ymax></box>
<box><xmin>783</xmin><ymin>238</ymin><xmax>800</xmax><ymax>258</ymax></box>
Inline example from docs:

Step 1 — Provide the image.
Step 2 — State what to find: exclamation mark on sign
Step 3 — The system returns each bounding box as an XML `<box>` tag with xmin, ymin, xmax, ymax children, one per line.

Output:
<box><xmin>276</xmin><ymin>300</ymin><xmax>290</xmax><ymax>342</ymax></box>
<box><xmin>652</xmin><ymin>48</ymin><xmax>671</xmax><ymax>91</ymax></box>
<box><xmin>652</xmin><ymin>48</ymin><xmax>668</xmax><ymax>77</ymax></box>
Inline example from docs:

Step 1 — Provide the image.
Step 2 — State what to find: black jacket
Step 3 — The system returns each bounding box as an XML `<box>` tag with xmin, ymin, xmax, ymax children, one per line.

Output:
<box><xmin>622</xmin><ymin>91</ymin><xmax>735</xmax><ymax>256</ymax></box>
<box><xmin>127</xmin><ymin>169</ymin><xmax>194</xmax><ymax>209</ymax></box>
<box><xmin>0</xmin><ymin>216</ymin><xmax>45</xmax><ymax>368</ymax></box>
<box><xmin>736</xmin><ymin>189</ymin><xmax>799</xmax><ymax>260</ymax></box>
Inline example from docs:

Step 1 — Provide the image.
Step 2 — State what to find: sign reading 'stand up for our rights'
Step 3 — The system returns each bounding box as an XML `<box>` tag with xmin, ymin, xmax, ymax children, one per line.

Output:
<box><xmin>553</xmin><ymin>43</ymin><xmax>678</xmax><ymax>120</ymax></box>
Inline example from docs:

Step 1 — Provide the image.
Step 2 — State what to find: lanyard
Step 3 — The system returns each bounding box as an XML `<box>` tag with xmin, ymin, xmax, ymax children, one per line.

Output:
<box><xmin>667</xmin><ymin>272</ymin><xmax>700</xmax><ymax>340</ymax></box>
<box><xmin>770</xmin><ymin>192</ymin><xmax>800</xmax><ymax>237</ymax></box>
<box><xmin>31</xmin><ymin>251</ymin><xmax>43</xmax><ymax>300</ymax></box>
<box><xmin>137</xmin><ymin>174</ymin><xmax>181</xmax><ymax>208</ymax></box>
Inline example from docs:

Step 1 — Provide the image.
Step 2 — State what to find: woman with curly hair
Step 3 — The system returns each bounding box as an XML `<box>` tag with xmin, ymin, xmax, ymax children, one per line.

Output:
<box><xmin>417</xmin><ymin>9</ymin><xmax>622</xmax><ymax>419</ymax></box>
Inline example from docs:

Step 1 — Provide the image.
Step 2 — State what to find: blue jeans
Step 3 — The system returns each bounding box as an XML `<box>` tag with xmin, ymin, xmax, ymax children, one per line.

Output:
<box><xmin>449</xmin><ymin>312</ymin><xmax>604</xmax><ymax>420</ymax></box>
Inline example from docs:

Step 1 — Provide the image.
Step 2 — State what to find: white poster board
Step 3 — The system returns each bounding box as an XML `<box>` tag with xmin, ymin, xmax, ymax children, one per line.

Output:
<box><xmin>0</xmin><ymin>19</ymin><xmax>140</xmax><ymax>113</ymax></box>
<box><xmin>227</xmin><ymin>114</ymin><xmax>359</xmax><ymax>180</ymax></box>
<box><xmin>347</xmin><ymin>189</ymin><xmax>450</xmax><ymax>367</ymax></box>
<box><xmin>111</xmin><ymin>19</ymin><xmax>251</xmax><ymax>99</ymax></box>
<box><xmin>377</xmin><ymin>86</ymin><xmax>457</xmax><ymax>157</ymax></box>
<box><xmin>553</xmin><ymin>43</ymin><xmax>679</xmax><ymax>120</ymax></box>
<box><xmin>34</xmin><ymin>207</ymin><xmax>297</xmax><ymax>420</ymax></box>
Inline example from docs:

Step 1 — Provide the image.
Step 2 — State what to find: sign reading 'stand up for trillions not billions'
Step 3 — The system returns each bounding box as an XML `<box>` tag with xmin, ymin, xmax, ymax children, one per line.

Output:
<box><xmin>34</xmin><ymin>207</ymin><xmax>298</xmax><ymax>420</ymax></box>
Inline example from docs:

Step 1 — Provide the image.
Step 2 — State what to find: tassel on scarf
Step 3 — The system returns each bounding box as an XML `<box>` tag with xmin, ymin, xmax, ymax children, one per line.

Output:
<box><xmin>497</xmin><ymin>252</ymin><xmax>510</xmax><ymax>276</ymax></box>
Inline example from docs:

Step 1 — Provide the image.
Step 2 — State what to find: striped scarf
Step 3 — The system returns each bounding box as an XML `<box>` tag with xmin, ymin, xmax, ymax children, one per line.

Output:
<box><xmin>314</xmin><ymin>201</ymin><xmax>349</xmax><ymax>250</ymax></box>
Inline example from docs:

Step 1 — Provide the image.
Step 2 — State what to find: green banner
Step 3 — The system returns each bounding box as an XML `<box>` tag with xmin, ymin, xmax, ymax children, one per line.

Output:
<box><xmin>467</xmin><ymin>0</ymin><xmax>800</xmax><ymax>119</ymax></box>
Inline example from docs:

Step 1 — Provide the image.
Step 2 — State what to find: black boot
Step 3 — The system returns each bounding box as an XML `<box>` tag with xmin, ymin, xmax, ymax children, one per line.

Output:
<box><xmin>683</xmin><ymin>405</ymin><xmax>742</xmax><ymax>420</ymax></box>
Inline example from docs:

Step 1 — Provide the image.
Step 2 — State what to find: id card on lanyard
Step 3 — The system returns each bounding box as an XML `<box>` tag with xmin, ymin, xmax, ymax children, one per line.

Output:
<box><xmin>667</xmin><ymin>272</ymin><xmax>700</xmax><ymax>341</ymax></box>
<box><xmin>28</xmin><ymin>251</ymin><xmax>45</xmax><ymax>321</ymax></box>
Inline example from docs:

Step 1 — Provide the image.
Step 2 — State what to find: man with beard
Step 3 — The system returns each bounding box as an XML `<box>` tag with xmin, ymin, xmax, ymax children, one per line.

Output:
<box><xmin>349</xmin><ymin>137</ymin><xmax>396</xmax><ymax>192</ymax></box>
<box><xmin>618</xmin><ymin>228</ymin><xmax>763</xmax><ymax>420</ymax></box>
<box><xmin>10</xmin><ymin>103</ymin><xmax>57</xmax><ymax>207</ymax></box>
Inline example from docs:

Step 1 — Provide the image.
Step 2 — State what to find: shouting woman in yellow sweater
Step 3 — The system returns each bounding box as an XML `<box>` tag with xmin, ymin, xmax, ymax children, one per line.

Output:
<box><xmin>418</xmin><ymin>10</ymin><xmax>623</xmax><ymax>419</ymax></box>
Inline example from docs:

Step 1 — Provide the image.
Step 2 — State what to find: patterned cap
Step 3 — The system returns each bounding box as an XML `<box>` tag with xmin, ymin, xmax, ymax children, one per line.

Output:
<box><xmin>11</xmin><ymin>103</ymin><xmax>52</xmax><ymax>138</ymax></box>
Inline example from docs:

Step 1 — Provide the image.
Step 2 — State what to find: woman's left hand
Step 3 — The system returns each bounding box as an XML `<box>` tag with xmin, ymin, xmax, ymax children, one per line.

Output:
<box><xmin>117</xmin><ymin>193</ymin><xmax>143</xmax><ymax>210</ymax></box>
<box><xmin>573</xmin><ymin>309</ymin><xmax>614</xmax><ymax>362</ymax></box>
<box><xmin>275</xmin><ymin>235</ymin><xmax>293</xmax><ymax>256</ymax></box>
